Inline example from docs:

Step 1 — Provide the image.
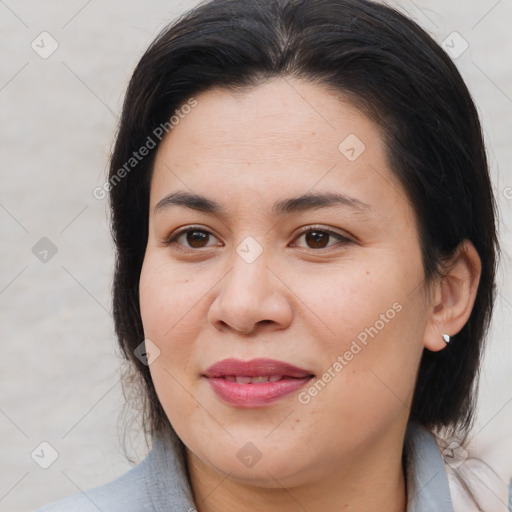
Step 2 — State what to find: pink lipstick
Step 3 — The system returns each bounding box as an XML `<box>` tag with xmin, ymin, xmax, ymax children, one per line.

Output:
<box><xmin>203</xmin><ymin>358</ymin><xmax>314</xmax><ymax>407</ymax></box>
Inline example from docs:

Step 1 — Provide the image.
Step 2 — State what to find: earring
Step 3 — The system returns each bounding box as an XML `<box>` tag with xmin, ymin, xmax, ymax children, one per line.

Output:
<box><xmin>442</xmin><ymin>333</ymin><xmax>451</xmax><ymax>344</ymax></box>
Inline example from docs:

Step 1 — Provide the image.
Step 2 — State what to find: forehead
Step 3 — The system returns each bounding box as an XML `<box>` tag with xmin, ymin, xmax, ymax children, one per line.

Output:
<box><xmin>150</xmin><ymin>78</ymin><xmax>408</xmax><ymax>219</ymax></box>
<box><xmin>159</xmin><ymin>78</ymin><xmax>376</xmax><ymax>158</ymax></box>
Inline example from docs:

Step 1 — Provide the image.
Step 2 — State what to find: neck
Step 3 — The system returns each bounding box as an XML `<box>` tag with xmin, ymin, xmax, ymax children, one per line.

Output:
<box><xmin>186</xmin><ymin>423</ymin><xmax>408</xmax><ymax>512</ymax></box>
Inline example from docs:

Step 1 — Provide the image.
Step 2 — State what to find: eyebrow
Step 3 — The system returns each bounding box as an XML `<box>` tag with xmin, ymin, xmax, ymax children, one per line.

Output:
<box><xmin>154</xmin><ymin>190</ymin><xmax>373</xmax><ymax>216</ymax></box>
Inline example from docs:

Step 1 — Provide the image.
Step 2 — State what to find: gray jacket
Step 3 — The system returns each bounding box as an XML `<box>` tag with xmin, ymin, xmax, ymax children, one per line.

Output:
<box><xmin>36</xmin><ymin>423</ymin><xmax>456</xmax><ymax>511</ymax></box>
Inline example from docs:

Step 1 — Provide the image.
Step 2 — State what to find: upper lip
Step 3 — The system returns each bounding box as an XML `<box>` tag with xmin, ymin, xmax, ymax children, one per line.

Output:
<box><xmin>203</xmin><ymin>358</ymin><xmax>314</xmax><ymax>378</ymax></box>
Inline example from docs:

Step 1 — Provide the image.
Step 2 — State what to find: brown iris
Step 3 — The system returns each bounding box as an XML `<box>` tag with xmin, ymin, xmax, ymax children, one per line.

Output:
<box><xmin>305</xmin><ymin>231</ymin><xmax>330</xmax><ymax>249</ymax></box>
<box><xmin>186</xmin><ymin>230</ymin><xmax>209</xmax><ymax>248</ymax></box>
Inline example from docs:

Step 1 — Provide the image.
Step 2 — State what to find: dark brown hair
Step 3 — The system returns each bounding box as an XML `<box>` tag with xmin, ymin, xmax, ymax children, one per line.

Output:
<box><xmin>108</xmin><ymin>0</ymin><xmax>498</xmax><ymax>442</ymax></box>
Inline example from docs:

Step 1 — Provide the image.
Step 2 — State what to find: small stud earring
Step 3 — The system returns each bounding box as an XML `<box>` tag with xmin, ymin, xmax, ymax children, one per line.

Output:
<box><xmin>442</xmin><ymin>333</ymin><xmax>451</xmax><ymax>344</ymax></box>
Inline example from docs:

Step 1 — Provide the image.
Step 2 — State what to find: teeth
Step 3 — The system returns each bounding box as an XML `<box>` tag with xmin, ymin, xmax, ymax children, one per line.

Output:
<box><xmin>251</xmin><ymin>376</ymin><xmax>268</xmax><ymax>383</ymax></box>
<box><xmin>225</xmin><ymin>375</ymin><xmax>284</xmax><ymax>384</ymax></box>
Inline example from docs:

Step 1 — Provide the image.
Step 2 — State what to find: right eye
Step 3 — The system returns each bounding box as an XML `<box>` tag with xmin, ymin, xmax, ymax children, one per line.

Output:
<box><xmin>165</xmin><ymin>226</ymin><xmax>223</xmax><ymax>251</ymax></box>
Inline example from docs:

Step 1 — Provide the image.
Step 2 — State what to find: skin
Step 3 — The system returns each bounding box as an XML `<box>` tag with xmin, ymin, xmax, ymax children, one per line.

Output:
<box><xmin>139</xmin><ymin>77</ymin><xmax>481</xmax><ymax>512</ymax></box>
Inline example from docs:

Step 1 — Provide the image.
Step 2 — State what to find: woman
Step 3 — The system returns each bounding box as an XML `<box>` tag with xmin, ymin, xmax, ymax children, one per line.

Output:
<box><xmin>37</xmin><ymin>0</ymin><xmax>505</xmax><ymax>510</ymax></box>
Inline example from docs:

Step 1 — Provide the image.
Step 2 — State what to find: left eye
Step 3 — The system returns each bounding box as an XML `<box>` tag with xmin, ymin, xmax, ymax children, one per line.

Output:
<box><xmin>292</xmin><ymin>228</ymin><xmax>351</xmax><ymax>250</ymax></box>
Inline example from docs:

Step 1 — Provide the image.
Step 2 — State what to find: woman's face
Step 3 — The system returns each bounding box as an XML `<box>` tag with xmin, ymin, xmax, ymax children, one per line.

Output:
<box><xmin>139</xmin><ymin>78</ymin><xmax>433</xmax><ymax>487</ymax></box>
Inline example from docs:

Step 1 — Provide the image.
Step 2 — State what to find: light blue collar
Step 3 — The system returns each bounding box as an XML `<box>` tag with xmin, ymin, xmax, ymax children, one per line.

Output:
<box><xmin>404</xmin><ymin>423</ymin><xmax>454</xmax><ymax>511</ymax></box>
<box><xmin>147</xmin><ymin>422</ymin><xmax>453</xmax><ymax>511</ymax></box>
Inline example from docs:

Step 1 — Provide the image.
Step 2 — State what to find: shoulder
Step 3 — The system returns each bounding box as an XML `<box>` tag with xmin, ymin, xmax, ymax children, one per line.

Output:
<box><xmin>35</xmin><ymin>430</ymin><xmax>196</xmax><ymax>512</ymax></box>
<box><xmin>35</xmin><ymin>456</ymin><xmax>151</xmax><ymax>512</ymax></box>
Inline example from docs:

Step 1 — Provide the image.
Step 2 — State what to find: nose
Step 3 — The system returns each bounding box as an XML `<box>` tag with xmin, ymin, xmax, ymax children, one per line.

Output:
<box><xmin>207</xmin><ymin>251</ymin><xmax>293</xmax><ymax>335</ymax></box>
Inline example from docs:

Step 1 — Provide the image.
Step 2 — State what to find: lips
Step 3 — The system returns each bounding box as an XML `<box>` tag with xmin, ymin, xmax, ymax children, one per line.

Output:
<box><xmin>203</xmin><ymin>358</ymin><xmax>314</xmax><ymax>407</ymax></box>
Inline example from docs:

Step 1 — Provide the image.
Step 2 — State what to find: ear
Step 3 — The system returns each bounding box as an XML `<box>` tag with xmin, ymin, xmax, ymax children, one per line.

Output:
<box><xmin>423</xmin><ymin>240</ymin><xmax>482</xmax><ymax>352</ymax></box>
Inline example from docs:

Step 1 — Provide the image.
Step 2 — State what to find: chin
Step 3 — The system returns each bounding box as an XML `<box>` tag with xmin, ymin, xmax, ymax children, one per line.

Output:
<box><xmin>187</xmin><ymin>436</ymin><xmax>322</xmax><ymax>489</ymax></box>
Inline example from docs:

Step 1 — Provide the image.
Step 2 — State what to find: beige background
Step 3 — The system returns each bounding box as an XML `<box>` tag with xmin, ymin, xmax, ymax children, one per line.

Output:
<box><xmin>0</xmin><ymin>1</ymin><xmax>511</xmax><ymax>511</ymax></box>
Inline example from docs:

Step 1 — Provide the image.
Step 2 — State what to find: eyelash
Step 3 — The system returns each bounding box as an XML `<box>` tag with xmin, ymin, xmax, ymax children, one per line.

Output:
<box><xmin>164</xmin><ymin>225</ymin><xmax>353</xmax><ymax>253</ymax></box>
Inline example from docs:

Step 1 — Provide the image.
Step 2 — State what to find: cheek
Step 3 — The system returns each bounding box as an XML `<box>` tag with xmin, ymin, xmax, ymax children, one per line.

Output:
<box><xmin>287</xmin><ymin>260</ymin><xmax>414</xmax><ymax>352</ymax></box>
<box><xmin>139</xmin><ymin>255</ymin><xmax>218</xmax><ymax>414</ymax></box>
<box><xmin>289</xmin><ymin>261</ymin><xmax>426</xmax><ymax>415</ymax></box>
<box><xmin>139</xmin><ymin>258</ymin><xmax>205</xmax><ymax>423</ymax></box>
<box><xmin>139</xmin><ymin>256</ymin><xmax>207</xmax><ymax>340</ymax></box>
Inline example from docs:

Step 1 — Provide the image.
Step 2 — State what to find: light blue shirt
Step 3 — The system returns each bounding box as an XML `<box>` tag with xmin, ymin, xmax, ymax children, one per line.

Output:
<box><xmin>36</xmin><ymin>423</ymin><xmax>454</xmax><ymax>511</ymax></box>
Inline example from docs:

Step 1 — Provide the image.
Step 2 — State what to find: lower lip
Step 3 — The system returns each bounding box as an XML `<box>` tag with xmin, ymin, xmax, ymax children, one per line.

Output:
<box><xmin>206</xmin><ymin>377</ymin><xmax>313</xmax><ymax>407</ymax></box>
